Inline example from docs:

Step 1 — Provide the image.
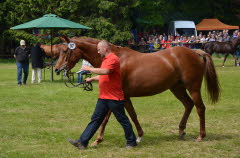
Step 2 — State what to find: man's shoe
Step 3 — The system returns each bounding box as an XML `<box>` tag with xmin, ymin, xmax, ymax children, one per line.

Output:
<box><xmin>126</xmin><ymin>143</ymin><xmax>137</xmax><ymax>149</ymax></box>
<box><xmin>68</xmin><ymin>139</ymin><xmax>86</xmax><ymax>150</ymax></box>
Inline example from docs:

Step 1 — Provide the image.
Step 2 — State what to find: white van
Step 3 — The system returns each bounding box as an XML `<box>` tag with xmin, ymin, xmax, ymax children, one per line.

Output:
<box><xmin>168</xmin><ymin>21</ymin><xmax>197</xmax><ymax>37</ymax></box>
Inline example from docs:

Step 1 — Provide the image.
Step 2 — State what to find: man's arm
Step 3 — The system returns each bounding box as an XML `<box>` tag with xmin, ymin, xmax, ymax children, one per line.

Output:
<box><xmin>82</xmin><ymin>66</ymin><xmax>112</xmax><ymax>75</ymax></box>
<box><xmin>85</xmin><ymin>75</ymin><xmax>99</xmax><ymax>83</ymax></box>
<box><xmin>14</xmin><ymin>47</ymin><xmax>18</xmax><ymax>58</ymax></box>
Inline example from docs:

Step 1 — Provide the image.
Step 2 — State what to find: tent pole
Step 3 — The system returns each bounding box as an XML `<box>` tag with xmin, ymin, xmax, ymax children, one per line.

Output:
<box><xmin>51</xmin><ymin>28</ymin><xmax>54</xmax><ymax>81</ymax></box>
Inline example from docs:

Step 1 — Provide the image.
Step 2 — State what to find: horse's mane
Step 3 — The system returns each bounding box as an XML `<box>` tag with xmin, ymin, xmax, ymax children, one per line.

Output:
<box><xmin>70</xmin><ymin>36</ymin><xmax>138</xmax><ymax>53</ymax></box>
<box><xmin>71</xmin><ymin>37</ymin><xmax>100</xmax><ymax>44</ymax></box>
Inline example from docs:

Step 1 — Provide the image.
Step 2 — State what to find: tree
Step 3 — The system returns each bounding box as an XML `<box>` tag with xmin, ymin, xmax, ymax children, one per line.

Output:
<box><xmin>1</xmin><ymin>0</ymin><xmax>240</xmax><ymax>55</ymax></box>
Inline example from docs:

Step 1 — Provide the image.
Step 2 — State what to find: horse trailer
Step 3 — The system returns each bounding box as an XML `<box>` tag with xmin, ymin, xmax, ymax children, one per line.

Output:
<box><xmin>168</xmin><ymin>21</ymin><xmax>197</xmax><ymax>37</ymax></box>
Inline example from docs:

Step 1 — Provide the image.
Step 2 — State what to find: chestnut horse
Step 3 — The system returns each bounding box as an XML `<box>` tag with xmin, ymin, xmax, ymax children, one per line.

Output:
<box><xmin>40</xmin><ymin>44</ymin><xmax>69</xmax><ymax>59</ymax></box>
<box><xmin>202</xmin><ymin>37</ymin><xmax>240</xmax><ymax>67</ymax></box>
<box><xmin>55</xmin><ymin>37</ymin><xmax>220</xmax><ymax>145</ymax></box>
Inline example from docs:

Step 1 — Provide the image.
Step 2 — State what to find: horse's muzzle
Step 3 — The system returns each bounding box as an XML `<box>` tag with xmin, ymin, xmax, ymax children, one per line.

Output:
<box><xmin>55</xmin><ymin>68</ymin><xmax>61</xmax><ymax>75</ymax></box>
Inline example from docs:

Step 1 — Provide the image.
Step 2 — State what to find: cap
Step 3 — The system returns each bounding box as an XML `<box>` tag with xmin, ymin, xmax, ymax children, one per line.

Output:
<box><xmin>20</xmin><ymin>40</ymin><xmax>26</xmax><ymax>46</ymax></box>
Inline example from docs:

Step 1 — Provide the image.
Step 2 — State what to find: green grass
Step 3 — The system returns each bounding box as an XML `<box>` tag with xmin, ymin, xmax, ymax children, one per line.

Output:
<box><xmin>0</xmin><ymin>57</ymin><xmax>240</xmax><ymax>158</ymax></box>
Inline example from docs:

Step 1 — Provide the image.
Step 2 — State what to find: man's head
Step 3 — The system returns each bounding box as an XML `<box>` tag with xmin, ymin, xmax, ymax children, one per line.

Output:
<box><xmin>20</xmin><ymin>40</ymin><xmax>26</xmax><ymax>46</ymax></box>
<box><xmin>97</xmin><ymin>40</ymin><xmax>111</xmax><ymax>57</ymax></box>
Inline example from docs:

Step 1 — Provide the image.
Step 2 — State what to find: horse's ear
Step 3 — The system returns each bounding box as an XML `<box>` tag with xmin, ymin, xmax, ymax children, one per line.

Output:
<box><xmin>59</xmin><ymin>36</ymin><xmax>66</xmax><ymax>43</ymax></box>
<box><xmin>59</xmin><ymin>34</ymin><xmax>70</xmax><ymax>43</ymax></box>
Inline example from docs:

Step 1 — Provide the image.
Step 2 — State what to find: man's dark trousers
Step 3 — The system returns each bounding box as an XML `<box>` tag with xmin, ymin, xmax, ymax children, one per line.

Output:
<box><xmin>79</xmin><ymin>99</ymin><xmax>137</xmax><ymax>147</ymax></box>
<box><xmin>16</xmin><ymin>61</ymin><xmax>29</xmax><ymax>84</ymax></box>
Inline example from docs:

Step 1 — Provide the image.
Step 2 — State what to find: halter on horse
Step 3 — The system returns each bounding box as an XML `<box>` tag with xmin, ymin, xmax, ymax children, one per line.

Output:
<box><xmin>58</xmin><ymin>42</ymin><xmax>93</xmax><ymax>90</ymax></box>
<box><xmin>41</xmin><ymin>42</ymin><xmax>92</xmax><ymax>90</ymax></box>
<box><xmin>55</xmin><ymin>36</ymin><xmax>220</xmax><ymax>146</ymax></box>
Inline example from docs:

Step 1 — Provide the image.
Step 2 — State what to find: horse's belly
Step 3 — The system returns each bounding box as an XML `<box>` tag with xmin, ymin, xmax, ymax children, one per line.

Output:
<box><xmin>124</xmin><ymin>75</ymin><xmax>179</xmax><ymax>97</ymax></box>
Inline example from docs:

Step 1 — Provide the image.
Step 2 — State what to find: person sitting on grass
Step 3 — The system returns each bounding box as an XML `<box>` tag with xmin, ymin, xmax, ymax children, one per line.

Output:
<box><xmin>76</xmin><ymin>59</ymin><xmax>92</xmax><ymax>83</ymax></box>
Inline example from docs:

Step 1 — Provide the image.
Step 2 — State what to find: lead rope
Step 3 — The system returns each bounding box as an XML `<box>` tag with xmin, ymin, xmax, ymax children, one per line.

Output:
<box><xmin>63</xmin><ymin>69</ymin><xmax>93</xmax><ymax>90</ymax></box>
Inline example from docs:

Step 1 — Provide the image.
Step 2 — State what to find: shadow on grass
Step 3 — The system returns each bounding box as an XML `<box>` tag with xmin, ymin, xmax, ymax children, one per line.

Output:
<box><xmin>215</xmin><ymin>65</ymin><xmax>236</xmax><ymax>67</ymax></box>
<box><xmin>57</xmin><ymin>132</ymin><xmax>238</xmax><ymax>152</ymax></box>
<box><xmin>96</xmin><ymin>132</ymin><xmax>237</xmax><ymax>148</ymax></box>
<box><xmin>42</xmin><ymin>80</ymin><xmax>65</xmax><ymax>83</ymax></box>
<box><xmin>204</xmin><ymin>132</ymin><xmax>235</xmax><ymax>141</ymax></box>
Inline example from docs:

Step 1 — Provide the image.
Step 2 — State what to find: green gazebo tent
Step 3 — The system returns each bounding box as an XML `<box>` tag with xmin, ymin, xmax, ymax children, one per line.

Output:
<box><xmin>11</xmin><ymin>14</ymin><xmax>91</xmax><ymax>81</ymax></box>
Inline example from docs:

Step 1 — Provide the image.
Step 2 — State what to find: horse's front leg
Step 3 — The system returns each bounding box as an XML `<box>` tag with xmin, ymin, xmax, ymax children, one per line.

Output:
<box><xmin>125</xmin><ymin>98</ymin><xmax>144</xmax><ymax>143</ymax></box>
<box><xmin>90</xmin><ymin>110</ymin><xmax>112</xmax><ymax>146</ymax></box>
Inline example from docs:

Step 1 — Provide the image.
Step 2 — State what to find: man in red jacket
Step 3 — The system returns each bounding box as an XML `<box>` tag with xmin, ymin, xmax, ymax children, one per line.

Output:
<box><xmin>68</xmin><ymin>40</ymin><xmax>137</xmax><ymax>150</ymax></box>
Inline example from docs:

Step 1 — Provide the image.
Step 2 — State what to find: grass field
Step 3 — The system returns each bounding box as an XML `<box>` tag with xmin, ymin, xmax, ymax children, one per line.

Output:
<box><xmin>0</xmin><ymin>57</ymin><xmax>240</xmax><ymax>158</ymax></box>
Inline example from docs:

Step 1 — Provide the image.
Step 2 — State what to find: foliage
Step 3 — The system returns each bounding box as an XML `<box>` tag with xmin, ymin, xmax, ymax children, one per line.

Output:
<box><xmin>0</xmin><ymin>0</ymin><xmax>240</xmax><ymax>47</ymax></box>
<box><xmin>0</xmin><ymin>0</ymin><xmax>137</xmax><ymax>44</ymax></box>
<box><xmin>161</xmin><ymin>0</ymin><xmax>240</xmax><ymax>25</ymax></box>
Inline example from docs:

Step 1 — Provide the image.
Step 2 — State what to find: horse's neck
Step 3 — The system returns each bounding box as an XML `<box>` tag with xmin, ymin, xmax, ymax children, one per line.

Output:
<box><xmin>231</xmin><ymin>38</ymin><xmax>240</xmax><ymax>47</ymax></box>
<box><xmin>81</xmin><ymin>46</ymin><xmax>134</xmax><ymax>68</ymax></box>
<box><xmin>41</xmin><ymin>45</ymin><xmax>59</xmax><ymax>58</ymax></box>
<box><xmin>111</xmin><ymin>46</ymin><xmax>139</xmax><ymax>61</ymax></box>
<box><xmin>79</xmin><ymin>45</ymin><xmax>102</xmax><ymax>68</ymax></box>
<box><xmin>41</xmin><ymin>45</ymin><xmax>52</xmax><ymax>56</ymax></box>
<box><xmin>74</xmin><ymin>37</ymin><xmax>100</xmax><ymax>44</ymax></box>
<box><xmin>82</xmin><ymin>53</ymin><xmax>101</xmax><ymax>68</ymax></box>
<box><xmin>74</xmin><ymin>39</ymin><xmax>138</xmax><ymax>67</ymax></box>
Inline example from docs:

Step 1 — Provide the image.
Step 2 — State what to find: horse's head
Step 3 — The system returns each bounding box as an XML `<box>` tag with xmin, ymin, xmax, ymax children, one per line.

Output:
<box><xmin>54</xmin><ymin>46</ymin><xmax>83</xmax><ymax>75</ymax></box>
<box><xmin>54</xmin><ymin>36</ymin><xmax>85</xmax><ymax>74</ymax></box>
<box><xmin>54</xmin><ymin>36</ymin><xmax>102</xmax><ymax>75</ymax></box>
<box><xmin>231</xmin><ymin>36</ymin><xmax>240</xmax><ymax>47</ymax></box>
<box><xmin>41</xmin><ymin>44</ymin><xmax>68</xmax><ymax>59</ymax></box>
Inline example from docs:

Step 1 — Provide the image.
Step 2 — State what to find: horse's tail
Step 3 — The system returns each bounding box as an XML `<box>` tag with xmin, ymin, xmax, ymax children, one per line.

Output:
<box><xmin>204</xmin><ymin>53</ymin><xmax>221</xmax><ymax>104</ymax></box>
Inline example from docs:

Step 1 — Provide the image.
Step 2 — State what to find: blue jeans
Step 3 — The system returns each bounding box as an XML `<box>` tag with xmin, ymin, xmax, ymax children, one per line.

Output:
<box><xmin>77</xmin><ymin>70</ymin><xmax>90</xmax><ymax>83</ymax></box>
<box><xmin>235</xmin><ymin>51</ymin><xmax>239</xmax><ymax>58</ymax></box>
<box><xmin>16</xmin><ymin>61</ymin><xmax>29</xmax><ymax>84</ymax></box>
<box><xmin>79</xmin><ymin>99</ymin><xmax>137</xmax><ymax>147</ymax></box>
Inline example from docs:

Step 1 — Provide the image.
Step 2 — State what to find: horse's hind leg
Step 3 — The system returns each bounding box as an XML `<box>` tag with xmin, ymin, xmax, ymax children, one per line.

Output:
<box><xmin>233</xmin><ymin>53</ymin><xmax>238</xmax><ymax>66</ymax></box>
<box><xmin>188</xmin><ymin>89</ymin><xmax>206</xmax><ymax>141</ymax></box>
<box><xmin>91</xmin><ymin>110</ymin><xmax>112</xmax><ymax>146</ymax></box>
<box><xmin>222</xmin><ymin>54</ymin><xmax>229</xmax><ymax>67</ymax></box>
<box><xmin>170</xmin><ymin>85</ymin><xmax>194</xmax><ymax>139</ymax></box>
<box><xmin>124</xmin><ymin>98</ymin><xmax>144</xmax><ymax>143</ymax></box>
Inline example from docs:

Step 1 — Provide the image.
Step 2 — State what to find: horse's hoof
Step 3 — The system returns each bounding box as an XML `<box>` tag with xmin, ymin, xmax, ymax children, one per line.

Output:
<box><xmin>136</xmin><ymin>137</ymin><xmax>142</xmax><ymax>143</ymax></box>
<box><xmin>90</xmin><ymin>139</ymin><xmax>103</xmax><ymax>147</ymax></box>
<box><xmin>195</xmin><ymin>136</ymin><xmax>203</xmax><ymax>142</ymax></box>
<box><xmin>90</xmin><ymin>141</ymin><xmax>99</xmax><ymax>147</ymax></box>
<box><xmin>222</xmin><ymin>65</ymin><xmax>225</xmax><ymax>67</ymax></box>
<box><xmin>179</xmin><ymin>132</ymin><xmax>186</xmax><ymax>140</ymax></box>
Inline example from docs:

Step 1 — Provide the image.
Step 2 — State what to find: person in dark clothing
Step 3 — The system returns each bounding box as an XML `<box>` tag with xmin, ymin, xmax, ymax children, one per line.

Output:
<box><xmin>14</xmin><ymin>40</ymin><xmax>30</xmax><ymax>85</ymax></box>
<box><xmin>30</xmin><ymin>43</ymin><xmax>44</xmax><ymax>84</ymax></box>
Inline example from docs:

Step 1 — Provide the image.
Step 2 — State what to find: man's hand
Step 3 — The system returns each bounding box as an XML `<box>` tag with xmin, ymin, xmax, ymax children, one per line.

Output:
<box><xmin>85</xmin><ymin>76</ymin><xmax>99</xmax><ymax>82</ymax></box>
<box><xmin>82</xmin><ymin>66</ymin><xmax>91</xmax><ymax>71</ymax></box>
<box><xmin>85</xmin><ymin>77</ymin><xmax>93</xmax><ymax>83</ymax></box>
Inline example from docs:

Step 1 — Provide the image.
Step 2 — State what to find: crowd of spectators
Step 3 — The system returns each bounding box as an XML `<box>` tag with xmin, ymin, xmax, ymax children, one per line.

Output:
<box><xmin>128</xmin><ymin>29</ymin><xmax>240</xmax><ymax>52</ymax></box>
